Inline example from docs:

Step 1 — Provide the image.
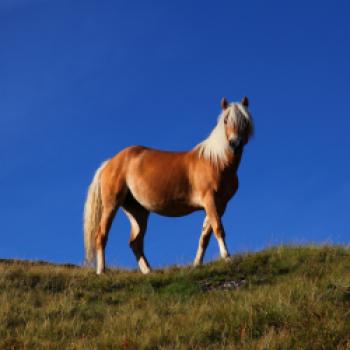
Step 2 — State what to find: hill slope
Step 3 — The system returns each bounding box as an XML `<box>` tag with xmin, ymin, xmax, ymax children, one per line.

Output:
<box><xmin>1</xmin><ymin>245</ymin><xmax>350</xmax><ymax>349</ymax></box>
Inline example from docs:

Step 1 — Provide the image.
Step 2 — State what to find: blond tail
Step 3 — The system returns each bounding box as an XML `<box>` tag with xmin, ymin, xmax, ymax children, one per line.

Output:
<box><xmin>83</xmin><ymin>161</ymin><xmax>108</xmax><ymax>266</ymax></box>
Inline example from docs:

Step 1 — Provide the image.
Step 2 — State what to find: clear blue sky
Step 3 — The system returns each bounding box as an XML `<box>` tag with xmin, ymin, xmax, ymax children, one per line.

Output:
<box><xmin>1</xmin><ymin>0</ymin><xmax>349</xmax><ymax>268</ymax></box>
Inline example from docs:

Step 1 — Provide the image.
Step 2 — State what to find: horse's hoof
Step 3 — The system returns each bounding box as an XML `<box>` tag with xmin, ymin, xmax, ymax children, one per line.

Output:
<box><xmin>193</xmin><ymin>261</ymin><xmax>202</xmax><ymax>267</ymax></box>
<box><xmin>139</xmin><ymin>264</ymin><xmax>151</xmax><ymax>274</ymax></box>
<box><xmin>140</xmin><ymin>267</ymin><xmax>151</xmax><ymax>275</ymax></box>
<box><xmin>223</xmin><ymin>256</ymin><xmax>231</xmax><ymax>263</ymax></box>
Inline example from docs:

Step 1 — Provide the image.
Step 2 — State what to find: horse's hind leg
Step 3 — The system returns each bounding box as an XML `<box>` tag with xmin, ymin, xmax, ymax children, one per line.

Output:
<box><xmin>96</xmin><ymin>204</ymin><xmax>117</xmax><ymax>275</ymax></box>
<box><xmin>193</xmin><ymin>216</ymin><xmax>212</xmax><ymax>266</ymax></box>
<box><xmin>123</xmin><ymin>203</ymin><xmax>150</xmax><ymax>274</ymax></box>
<box><xmin>96</xmin><ymin>179</ymin><xmax>127</xmax><ymax>274</ymax></box>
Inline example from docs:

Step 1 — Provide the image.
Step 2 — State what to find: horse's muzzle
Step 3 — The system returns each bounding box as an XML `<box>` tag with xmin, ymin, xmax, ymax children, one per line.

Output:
<box><xmin>229</xmin><ymin>138</ymin><xmax>243</xmax><ymax>153</ymax></box>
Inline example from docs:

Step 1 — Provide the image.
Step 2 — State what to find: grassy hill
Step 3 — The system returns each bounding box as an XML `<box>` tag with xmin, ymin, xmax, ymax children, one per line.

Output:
<box><xmin>1</xmin><ymin>245</ymin><xmax>349</xmax><ymax>350</ymax></box>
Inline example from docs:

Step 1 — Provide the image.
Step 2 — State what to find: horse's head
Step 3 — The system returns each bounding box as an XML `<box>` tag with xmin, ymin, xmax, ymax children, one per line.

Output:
<box><xmin>220</xmin><ymin>96</ymin><xmax>254</xmax><ymax>154</ymax></box>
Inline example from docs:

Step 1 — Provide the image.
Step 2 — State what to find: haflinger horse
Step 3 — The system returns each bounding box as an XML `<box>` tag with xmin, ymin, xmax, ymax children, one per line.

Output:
<box><xmin>84</xmin><ymin>97</ymin><xmax>254</xmax><ymax>274</ymax></box>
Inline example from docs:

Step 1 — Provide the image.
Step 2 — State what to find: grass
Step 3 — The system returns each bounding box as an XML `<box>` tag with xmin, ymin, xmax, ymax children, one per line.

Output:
<box><xmin>1</xmin><ymin>245</ymin><xmax>350</xmax><ymax>349</ymax></box>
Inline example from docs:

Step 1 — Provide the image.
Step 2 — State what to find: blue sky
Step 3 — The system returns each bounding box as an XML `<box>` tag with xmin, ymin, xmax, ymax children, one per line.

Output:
<box><xmin>1</xmin><ymin>0</ymin><xmax>349</xmax><ymax>268</ymax></box>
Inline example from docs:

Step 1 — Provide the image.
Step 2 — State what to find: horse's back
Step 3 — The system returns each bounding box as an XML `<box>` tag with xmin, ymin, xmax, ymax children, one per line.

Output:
<box><xmin>108</xmin><ymin>145</ymin><xmax>190</xmax><ymax>172</ymax></box>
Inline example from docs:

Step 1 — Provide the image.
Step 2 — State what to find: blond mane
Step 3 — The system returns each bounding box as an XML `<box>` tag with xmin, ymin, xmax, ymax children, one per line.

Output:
<box><xmin>195</xmin><ymin>102</ymin><xmax>252</xmax><ymax>166</ymax></box>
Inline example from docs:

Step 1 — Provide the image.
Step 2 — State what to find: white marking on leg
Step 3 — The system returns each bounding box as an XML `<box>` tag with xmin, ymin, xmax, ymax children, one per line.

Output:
<box><xmin>194</xmin><ymin>246</ymin><xmax>204</xmax><ymax>266</ymax></box>
<box><xmin>96</xmin><ymin>249</ymin><xmax>104</xmax><ymax>275</ymax></box>
<box><xmin>218</xmin><ymin>238</ymin><xmax>229</xmax><ymax>259</ymax></box>
<box><xmin>193</xmin><ymin>217</ymin><xmax>211</xmax><ymax>267</ymax></box>
<box><xmin>138</xmin><ymin>257</ymin><xmax>151</xmax><ymax>274</ymax></box>
<box><xmin>194</xmin><ymin>250</ymin><xmax>203</xmax><ymax>265</ymax></box>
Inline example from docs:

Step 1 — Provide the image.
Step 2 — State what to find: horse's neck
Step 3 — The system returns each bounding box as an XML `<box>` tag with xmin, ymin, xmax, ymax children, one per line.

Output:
<box><xmin>221</xmin><ymin>150</ymin><xmax>243</xmax><ymax>174</ymax></box>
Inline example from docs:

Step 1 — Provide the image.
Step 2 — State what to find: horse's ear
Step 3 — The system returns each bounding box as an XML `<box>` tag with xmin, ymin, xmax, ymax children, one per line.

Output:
<box><xmin>241</xmin><ymin>96</ymin><xmax>249</xmax><ymax>107</ymax></box>
<box><xmin>221</xmin><ymin>97</ymin><xmax>229</xmax><ymax>110</ymax></box>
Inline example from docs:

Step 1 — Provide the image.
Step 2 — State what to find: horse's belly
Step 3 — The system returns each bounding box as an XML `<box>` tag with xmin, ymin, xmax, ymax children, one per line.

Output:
<box><xmin>126</xmin><ymin>177</ymin><xmax>199</xmax><ymax>216</ymax></box>
<box><xmin>130</xmin><ymin>188</ymin><xmax>200</xmax><ymax>216</ymax></box>
<box><xmin>152</xmin><ymin>201</ymin><xmax>199</xmax><ymax>217</ymax></box>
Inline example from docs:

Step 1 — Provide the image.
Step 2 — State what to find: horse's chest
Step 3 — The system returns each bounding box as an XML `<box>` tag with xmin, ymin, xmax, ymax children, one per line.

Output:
<box><xmin>217</xmin><ymin>173</ymin><xmax>238</xmax><ymax>202</ymax></box>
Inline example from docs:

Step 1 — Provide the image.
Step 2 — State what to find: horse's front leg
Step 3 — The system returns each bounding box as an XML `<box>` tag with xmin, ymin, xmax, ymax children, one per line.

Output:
<box><xmin>203</xmin><ymin>195</ymin><xmax>230</xmax><ymax>260</ymax></box>
<box><xmin>193</xmin><ymin>216</ymin><xmax>212</xmax><ymax>266</ymax></box>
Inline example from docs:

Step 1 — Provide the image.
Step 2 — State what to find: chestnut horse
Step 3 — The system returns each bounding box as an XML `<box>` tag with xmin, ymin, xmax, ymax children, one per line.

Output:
<box><xmin>84</xmin><ymin>97</ymin><xmax>254</xmax><ymax>274</ymax></box>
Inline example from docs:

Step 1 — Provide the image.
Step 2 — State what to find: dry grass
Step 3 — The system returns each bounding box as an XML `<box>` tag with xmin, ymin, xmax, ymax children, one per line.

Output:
<box><xmin>1</xmin><ymin>245</ymin><xmax>350</xmax><ymax>349</ymax></box>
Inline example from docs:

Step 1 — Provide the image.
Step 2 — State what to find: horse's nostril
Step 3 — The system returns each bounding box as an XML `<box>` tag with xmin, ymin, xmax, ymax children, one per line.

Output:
<box><xmin>229</xmin><ymin>139</ymin><xmax>242</xmax><ymax>152</ymax></box>
<box><xmin>229</xmin><ymin>139</ymin><xmax>238</xmax><ymax>147</ymax></box>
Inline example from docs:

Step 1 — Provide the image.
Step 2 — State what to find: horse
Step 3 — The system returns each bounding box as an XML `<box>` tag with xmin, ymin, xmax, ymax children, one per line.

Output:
<box><xmin>83</xmin><ymin>97</ymin><xmax>254</xmax><ymax>274</ymax></box>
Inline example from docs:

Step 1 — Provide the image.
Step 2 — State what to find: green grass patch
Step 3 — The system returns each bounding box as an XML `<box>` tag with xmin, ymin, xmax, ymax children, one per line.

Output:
<box><xmin>0</xmin><ymin>245</ymin><xmax>349</xmax><ymax>349</ymax></box>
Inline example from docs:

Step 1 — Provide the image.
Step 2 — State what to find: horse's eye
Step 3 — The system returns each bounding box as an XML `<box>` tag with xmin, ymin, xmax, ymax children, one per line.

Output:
<box><xmin>224</xmin><ymin>115</ymin><xmax>228</xmax><ymax>124</ymax></box>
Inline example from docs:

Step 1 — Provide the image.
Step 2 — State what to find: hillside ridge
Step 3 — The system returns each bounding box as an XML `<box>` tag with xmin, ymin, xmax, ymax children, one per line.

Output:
<box><xmin>1</xmin><ymin>245</ymin><xmax>349</xmax><ymax>349</ymax></box>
